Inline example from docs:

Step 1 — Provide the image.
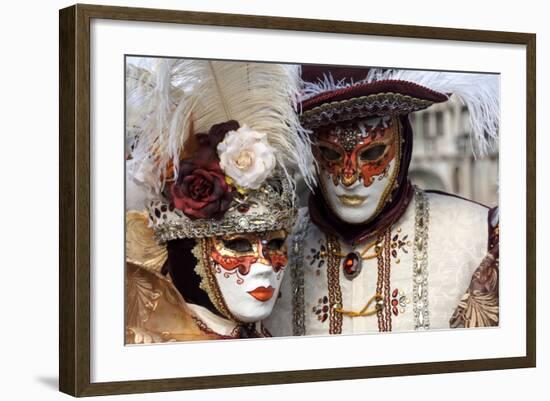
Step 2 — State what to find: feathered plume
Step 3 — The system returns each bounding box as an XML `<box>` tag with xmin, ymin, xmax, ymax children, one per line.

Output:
<box><xmin>126</xmin><ymin>58</ymin><xmax>184</xmax><ymax>202</ymax></box>
<box><xmin>126</xmin><ymin>59</ymin><xmax>315</xmax><ymax>200</ymax></box>
<box><xmin>302</xmin><ymin>68</ymin><xmax>500</xmax><ymax>156</ymax></box>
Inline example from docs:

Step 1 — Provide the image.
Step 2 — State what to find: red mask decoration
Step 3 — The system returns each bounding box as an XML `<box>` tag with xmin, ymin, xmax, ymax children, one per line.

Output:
<box><xmin>313</xmin><ymin>117</ymin><xmax>400</xmax><ymax>187</ymax></box>
<box><xmin>210</xmin><ymin>231</ymin><xmax>288</xmax><ymax>276</ymax></box>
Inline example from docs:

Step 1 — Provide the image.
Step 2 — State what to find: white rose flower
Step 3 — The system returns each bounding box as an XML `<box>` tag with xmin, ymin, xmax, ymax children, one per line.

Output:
<box><xmin>217</xmin><ymin>125</ymin><xmax>277</xmax><ymax>190</ymax></box>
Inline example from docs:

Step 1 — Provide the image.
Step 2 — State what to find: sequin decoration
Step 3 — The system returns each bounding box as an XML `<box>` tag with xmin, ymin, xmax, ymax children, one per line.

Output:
<box><xmin>306</xmin><ymin>239</ymin><xmax>327</xmax><ymax>276</ymax></box>
<box><xmin>390</xmin><ymin>228</ymin><xmax>411</xmax><ymax>264</ymax></box>
<box><xmin>312</xmin><ymin>295</ymin><xmax>330</xmax><ymax>323</ymax></box>
<box><xmin>390</xmin><ymin>288</ymin><xmax>410</xmax><ymax>316</ymax></box>
<box><xmin>412</xmin><ymin>187</ymin><xmax>430</xmax><ymax>330</ymax></box>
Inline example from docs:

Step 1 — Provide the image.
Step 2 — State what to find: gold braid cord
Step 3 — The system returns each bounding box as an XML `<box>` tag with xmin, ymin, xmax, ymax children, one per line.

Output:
<box><xmin>326</xmin><ymin>235</ymin><xmax>343</xmax><ymax>334</ymax></box>
<box><xmin>382</xmin><ymin>228</ymin><xmax>393</xmax><ymax>331</ymax></box>
<box><xmin>334</xmin><ymin>294</ymin><xmax>383</xmax><ymax>318</ymax></box>
<box><xmin>374</xmin><ymin>119</ymin><xmax>403</xmax><ymax>217</ymax></box>
<box><xmin>374</xmin><ymin>228</ymin><xmax>393</xmax><ymax>332</ymax></box>
<box><xmin>328</xmin><ymin>227</ymin><xmax>393</xmax><ymax>330</ymax></box>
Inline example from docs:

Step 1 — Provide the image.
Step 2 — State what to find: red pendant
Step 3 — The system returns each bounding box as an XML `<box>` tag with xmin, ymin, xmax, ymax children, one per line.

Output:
<box><xmin>342</xmin><ymin>251</ymin><xmax>362</xmax><ymax>280</ymax></box>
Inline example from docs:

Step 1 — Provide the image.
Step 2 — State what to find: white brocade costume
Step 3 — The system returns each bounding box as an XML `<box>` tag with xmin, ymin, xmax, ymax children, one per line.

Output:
<box><xmin>265</xmin><ymin>188</ymin><xmax>490</xmax><ymax>336</ymax></box>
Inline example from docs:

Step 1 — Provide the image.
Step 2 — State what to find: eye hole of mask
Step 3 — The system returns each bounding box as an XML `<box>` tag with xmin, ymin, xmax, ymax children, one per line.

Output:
<box><xmin>266</xmin><ymin>238</ymin><xmax>286</xmax><ymax>251</ymax></box>
<box><xmin>222</xmin><ymin>238</ymin><xmax>254</xmax><ymax>253</ymax></box>
<box><xmin>359</xmin><ymin>144</ymin><xmax>387</xmax><ymax>162</ymax></box>
<box><xmin>318</xmin><ymin>145</ymin><xmax>342</xmax><ymax>162</ymax></box>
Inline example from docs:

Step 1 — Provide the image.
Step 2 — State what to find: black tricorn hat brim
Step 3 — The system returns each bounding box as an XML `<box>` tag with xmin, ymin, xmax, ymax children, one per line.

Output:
<box><xmin>300</xmin><ymin>79</ymin><xmax>449</xmax><ymax>129</ymax></box>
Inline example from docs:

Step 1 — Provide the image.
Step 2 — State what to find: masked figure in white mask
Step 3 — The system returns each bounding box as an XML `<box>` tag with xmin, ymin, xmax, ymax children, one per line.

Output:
<box><xmin>124</xmin><ymin>59</ymin><xmax>314</xmax><ymax>342</ymax></box>
<box><xmin>266</xmin><ymin>67</ymin><xmax>500</xmax><ymax>335</ymax></box>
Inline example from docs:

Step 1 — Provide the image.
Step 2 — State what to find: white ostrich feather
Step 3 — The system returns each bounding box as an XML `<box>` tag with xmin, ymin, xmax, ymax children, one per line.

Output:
<box><xmin>301</xmin><ymin>68</ymin><xmax>500</xmax><ymax>156</ymax></box>
<box><xmin>126</xmin><ymin>58</ymin><xmax>184</xmax><ymax>198</ymax></box>
<box><xmin>126</xmin><ymin>59</ymin><xmax>315</xmax><ymax>197</ymax></box>
<box><xmin>301</xmin><ymin>73</ymin><xmax>351</xmax><ymax>100</ymax></box>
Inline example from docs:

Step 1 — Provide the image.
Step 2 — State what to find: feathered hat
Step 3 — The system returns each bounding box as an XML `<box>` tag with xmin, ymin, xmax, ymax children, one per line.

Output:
<box><xmin>126</xmin><ymin>58</ymin><xmax>315</xmax><ymax>242</ymax></box>
<box><xmin>300</xmin><ymin>67</ymin><xmax>499</xmax><ymax>156</ymax></box>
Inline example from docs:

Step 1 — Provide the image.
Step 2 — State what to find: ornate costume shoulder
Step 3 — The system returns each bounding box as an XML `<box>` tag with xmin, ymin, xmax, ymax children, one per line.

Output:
<box><xmin>419</xmin><ymin>190</ymin><xmax>496</xmax><ymax>329</ymax></box>
<box><xmin>424</xmin><ymin>190</ymin><xmax>489</xmax><ymax>249</ymax></box>
<box><xmin>125</xmin><ymin>262</ymin><xmax>220</xmax><ymax>343</ymax></box>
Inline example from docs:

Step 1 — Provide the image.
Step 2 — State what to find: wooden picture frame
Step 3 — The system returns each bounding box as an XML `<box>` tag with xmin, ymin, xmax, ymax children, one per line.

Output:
<box><xmin>59</xmin><ymin>3</ymin><xmax>536</xmax><ymax>397</ymax></box>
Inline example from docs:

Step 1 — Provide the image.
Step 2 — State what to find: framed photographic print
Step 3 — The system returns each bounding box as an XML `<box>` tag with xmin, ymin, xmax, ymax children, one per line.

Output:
<box><xmin>59</xmin><ymin>3</ymin><xmax>536</xmax><ymax>397</ymax></box>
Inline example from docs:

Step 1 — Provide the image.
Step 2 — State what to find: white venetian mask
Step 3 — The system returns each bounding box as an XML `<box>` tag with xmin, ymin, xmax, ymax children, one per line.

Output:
<box><xmin>198</xmin><ymin>230</ymin><xmax>288</xmax><ymax>323</ymax></box>
<box><xmin>314</xmin><ymin>117</ymin><xmax>401</xmax><ymax>224</ymax></box>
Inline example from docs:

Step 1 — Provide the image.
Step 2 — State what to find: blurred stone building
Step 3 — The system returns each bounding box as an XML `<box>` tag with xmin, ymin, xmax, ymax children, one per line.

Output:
<box><xmin>408</xmin><ymin>95</ymin><xmax>499</xmax><ymax>208</ymax></box>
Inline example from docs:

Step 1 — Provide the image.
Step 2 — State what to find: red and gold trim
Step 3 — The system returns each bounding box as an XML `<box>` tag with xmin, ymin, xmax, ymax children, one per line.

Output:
<box><xmin>194</xmin><ymin>238</ymin><xmax>241</xmax><ymax>323</ymax></box>
<box><xmin>375</xmin><ymin>227</ymin><xmax>393</xmax><ymax>331</ymax></box>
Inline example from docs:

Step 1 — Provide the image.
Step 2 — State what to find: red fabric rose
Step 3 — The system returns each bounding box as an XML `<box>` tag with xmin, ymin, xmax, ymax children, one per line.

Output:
<box><xmin>169</xmin><ymin>121</ymin><xmax>238</xmax><ymax>220</ymax></box>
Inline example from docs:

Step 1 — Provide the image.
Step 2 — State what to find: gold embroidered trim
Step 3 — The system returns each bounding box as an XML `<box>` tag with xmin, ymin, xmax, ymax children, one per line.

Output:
<box><xmin>194</xmin><ymin>238</ymin><xmax>240</xmax><ymax>322</ymax></box>
<box><xmin>301</xmin><ymin>93</ymin><xmax>435</xmax><ymax>129</ymax></box>
<box><xmin>376</xmin><ymin>232</ymin><xmax>385</xmax><ymax>330</ymax></box>
<box><xmin>290</xmin><ymin>210</ymin><xmax>309</xmax><ymax>336</ymax></box>
<box><xmin>327</xmin><ymin>228</ymin><xmax>394</xmax><ymax>329</ymax></box>
<box><xmin>192</xmin><ymin>240</ymin><xmax>210</xmax><ymax>295</ymax></box>
<box><xmin>375</xmin><ymin>228</ymin><xmax>393</xmax><ymax>331</ymax></box>
<box><xmin>382</xmin><ymin>228</ymin><xmax>393</xmax><ymax>331</ymax></box>
<box><xmin>375</xmin><ymin>119</ymin><xmax>403</xmax><ymax>217</ymax></box>
<box><xmin>326</xmin><ymin>235</ymin><xmax>343</xmax><ymax>334</ymax></box>
<box><xmin>191</xmin><ymin>315</ymin><xmax>241</xmax><ymax>339</ymax></box>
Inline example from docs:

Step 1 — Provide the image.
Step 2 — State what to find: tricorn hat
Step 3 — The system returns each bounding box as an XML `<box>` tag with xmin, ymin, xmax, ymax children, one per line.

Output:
<box><xmin>300</xmin><ymin>66</ymin><xmax>499</xmax><ymax>156</ymax></box>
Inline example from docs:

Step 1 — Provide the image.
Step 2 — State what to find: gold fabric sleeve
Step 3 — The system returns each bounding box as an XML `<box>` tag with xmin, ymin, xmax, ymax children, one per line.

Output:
<box><xmin>125</xmin><ymin>262</ymin><xmax>221</xmax><ymax>343</ymax></box>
